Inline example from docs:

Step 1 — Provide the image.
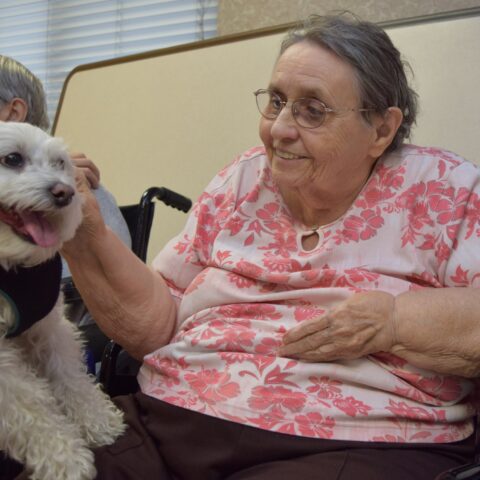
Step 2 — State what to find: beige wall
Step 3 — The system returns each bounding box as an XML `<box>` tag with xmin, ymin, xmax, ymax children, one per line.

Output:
<box><xmin>55</xmin><ymin>12</ymin><xmax>480</xmax><ymax>260</ymax></box>
<box><xmin>218</xmin><ymin>0</ymin><xmax>480</xmax><ymax>35</ymax></box>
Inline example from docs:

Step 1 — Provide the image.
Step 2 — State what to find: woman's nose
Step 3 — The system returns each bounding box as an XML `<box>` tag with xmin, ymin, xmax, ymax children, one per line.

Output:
<box><xmin>270</xmin><ymin>107</ymin><xmax>299</xmax><ymax>140</ymax></box>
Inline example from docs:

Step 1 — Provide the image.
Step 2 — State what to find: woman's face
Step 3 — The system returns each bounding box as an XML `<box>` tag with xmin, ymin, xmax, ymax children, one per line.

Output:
<box><xmin>259</xmin><ymin>41</ymin><xmax>384</xmax><ymax>207</ymax></box>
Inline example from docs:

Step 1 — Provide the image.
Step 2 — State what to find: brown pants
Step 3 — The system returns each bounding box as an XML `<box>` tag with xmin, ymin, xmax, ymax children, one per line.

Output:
<box><xmin>93</xmin><ymin>392</ymin><xmax>475</xmax><ymax>480</ymax></box>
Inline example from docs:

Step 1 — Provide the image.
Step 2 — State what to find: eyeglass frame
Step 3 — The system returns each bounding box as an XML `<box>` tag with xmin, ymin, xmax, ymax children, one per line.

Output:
<box><xmin>253</xmin><ymin>88</ymin><xmax>377</xmax><ymax>129</ymax></box>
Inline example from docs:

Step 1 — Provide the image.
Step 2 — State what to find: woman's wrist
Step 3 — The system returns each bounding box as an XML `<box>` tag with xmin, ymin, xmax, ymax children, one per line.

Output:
<box><xmin>61</xmin><ymin>221</ymin><xmax>109</xmax><ymax>262</ymax></box>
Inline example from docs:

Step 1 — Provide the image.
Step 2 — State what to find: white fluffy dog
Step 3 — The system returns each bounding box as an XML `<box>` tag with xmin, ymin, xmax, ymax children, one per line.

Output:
<box><xmin>0</xmin><ymin>122</ymin><xmax>125</xmax><ymax>480</ymax></box>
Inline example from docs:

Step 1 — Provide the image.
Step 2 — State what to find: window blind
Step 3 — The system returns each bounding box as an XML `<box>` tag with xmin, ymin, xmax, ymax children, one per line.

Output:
<box><xmin>0</xmin><ymin>0</ymin><xmax>218</xmax><ymax>127</ymax></box>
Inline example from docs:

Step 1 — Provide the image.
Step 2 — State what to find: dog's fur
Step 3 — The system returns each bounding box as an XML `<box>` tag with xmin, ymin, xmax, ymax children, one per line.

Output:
<box><xmin>0</xmin><ymin>122</ymin><xmax>125</xmax><ymax>480</ymax></box>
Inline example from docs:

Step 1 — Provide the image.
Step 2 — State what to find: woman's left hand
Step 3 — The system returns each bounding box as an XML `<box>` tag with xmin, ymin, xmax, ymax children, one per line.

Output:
<box><xmin>279</xmin><ymin>291</ymin><xmax>397</xmax><ymax>362</ymax></box>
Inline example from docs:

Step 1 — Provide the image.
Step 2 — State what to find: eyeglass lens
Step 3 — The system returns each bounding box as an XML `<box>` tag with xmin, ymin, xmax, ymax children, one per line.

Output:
<box><xmin>255</xmin><ymin>90</ymin><xmax>327</xmax><ymax>128</ymax></box>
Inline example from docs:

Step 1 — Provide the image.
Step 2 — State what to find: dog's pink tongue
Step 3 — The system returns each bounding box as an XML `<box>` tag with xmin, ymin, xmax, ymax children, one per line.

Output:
<box><xmin>19</xmin><ymin>211</ymin><xmax>59</xmax><ymax>247</ymax></box>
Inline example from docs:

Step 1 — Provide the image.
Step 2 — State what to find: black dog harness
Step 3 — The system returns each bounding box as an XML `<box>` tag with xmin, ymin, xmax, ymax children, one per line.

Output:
<box><xmin>0</xmin><ymin>254</ymin><xmax>62</xmax><ymax>338</ymax></box>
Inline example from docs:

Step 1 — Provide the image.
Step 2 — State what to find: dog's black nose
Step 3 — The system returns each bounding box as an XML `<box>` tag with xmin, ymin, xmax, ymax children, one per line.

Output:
<box><xmin>49</xmin><ymin>182</ymin><xmax>74</xmax><ymax>207</ymax></box>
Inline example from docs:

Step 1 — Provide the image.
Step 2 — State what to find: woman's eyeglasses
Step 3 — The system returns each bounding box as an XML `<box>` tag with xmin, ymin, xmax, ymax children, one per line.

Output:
<box><xmin>254</xmin><ymin>89</ymin><xmax>375</xmax><ymax>129</ymax></box>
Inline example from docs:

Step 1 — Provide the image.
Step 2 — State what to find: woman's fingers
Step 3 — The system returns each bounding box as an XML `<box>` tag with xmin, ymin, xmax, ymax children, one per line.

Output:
<box><xmin>279</xmin><ymin>291</ymin><xmax>396</xmax><ymax>362</ymax></box>
<box><xmin>279</xmin><ymin>317</ymin><xmax>331</xmax><ymax>356</ymax></box>
<box><xmin>70</xmin><ymin>152</ymin><xmax>100</xmax><ymax>188</ymax></box>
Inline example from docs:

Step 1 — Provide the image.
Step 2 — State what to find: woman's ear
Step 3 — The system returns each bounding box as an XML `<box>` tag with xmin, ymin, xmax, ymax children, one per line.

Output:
<box><xmin>369</xmin><ymin>107</ymin><xmax>403</xmax><ymax>158</ymax></box>
<box><xmin>0</xmin><ymin>97</ymin><xmax>28</xmax><ymax>123</ymax></box>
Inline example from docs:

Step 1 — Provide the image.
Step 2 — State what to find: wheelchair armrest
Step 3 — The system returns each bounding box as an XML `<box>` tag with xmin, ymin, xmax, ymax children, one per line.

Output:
<box><xmin>435</xmin><ymin>461</ymin><xmax>480</xmax><ymax>479</ymax></box>
<box><xmin>61</xmin><ymin>277</ymin><xmax>82</xmax><ymax>303</ymax></box>
<box><xmin>99</xmin><ymin>340</ymin><xmax>140</xmax><ymax>396</ymax></box>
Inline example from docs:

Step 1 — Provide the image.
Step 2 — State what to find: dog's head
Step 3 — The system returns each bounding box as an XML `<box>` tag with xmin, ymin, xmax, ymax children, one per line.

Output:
<box><xmin>0</xmin><ymin>122</ymin><xmax>82</xmax><ymax>269</ymax></box>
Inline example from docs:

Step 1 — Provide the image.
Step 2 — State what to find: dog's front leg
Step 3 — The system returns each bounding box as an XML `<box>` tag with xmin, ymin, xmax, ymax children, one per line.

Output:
<box><xmin>25</xmin><ymin>306</ymin><xmax>125</xmax><ymax>447</ymax></box>
<box><xmin>0</xmin><ymin>341</ymin><xmax>97</xmax><ymax>480</ymax></box>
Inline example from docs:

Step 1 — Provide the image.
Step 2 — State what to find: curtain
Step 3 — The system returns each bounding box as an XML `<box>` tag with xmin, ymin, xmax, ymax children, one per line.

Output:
<box><xmin>0</xmin><ymin>0</ymin><xmax>218</xmax><ymax>125</ymax></box>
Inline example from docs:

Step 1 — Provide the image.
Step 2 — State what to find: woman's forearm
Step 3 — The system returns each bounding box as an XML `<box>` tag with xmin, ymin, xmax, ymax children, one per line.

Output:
<box><xmin>392</xmin><ymin>287</ymin><xmax>480</xmax><ymax>377</ymax></box>
<box><xmin>62</xmin><ymin>224</ymin><xmax>176</xmax><ymax>360</ymax></box>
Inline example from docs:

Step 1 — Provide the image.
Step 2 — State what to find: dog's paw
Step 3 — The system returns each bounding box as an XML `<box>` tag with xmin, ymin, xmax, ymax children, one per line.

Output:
<box><xmin>28</xmin><ymin>444</ymin><xmax>96</xmax><ymax>480</ymax></box>
<box><xmin>60</xmin><ymin>447</ymin><xmax>97</xmax><ymax>480</ymax></box>
<box><xmin>82</xmin><ymin>401</ymin><xmax>126</xmax><ymax>447</ymax></box>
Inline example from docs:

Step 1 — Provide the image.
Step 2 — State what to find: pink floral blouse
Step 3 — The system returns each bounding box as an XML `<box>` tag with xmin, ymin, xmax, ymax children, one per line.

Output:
<box><xmin>138</xmin><ymin>144</ymin><xmax>480</xmax><ymax>443</ymax></box>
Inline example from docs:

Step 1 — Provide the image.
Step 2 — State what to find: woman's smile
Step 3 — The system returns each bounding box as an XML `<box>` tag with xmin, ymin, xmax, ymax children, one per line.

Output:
<box><xmin>273</xmin><ymin>148</ymin><xmax>307</xmax><ymax>161</ymax></box>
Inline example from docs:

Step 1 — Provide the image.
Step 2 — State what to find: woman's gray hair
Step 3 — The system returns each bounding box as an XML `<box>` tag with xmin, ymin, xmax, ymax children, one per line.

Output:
<box><xmin>0</xmin><ymin>55</ymin><xmax>50</xmax><ymax>130</ymax></box>
<box><xmin>280</xmin><ymin>13</ymin><xmax>418</xmax><ymax>153</ymax></box>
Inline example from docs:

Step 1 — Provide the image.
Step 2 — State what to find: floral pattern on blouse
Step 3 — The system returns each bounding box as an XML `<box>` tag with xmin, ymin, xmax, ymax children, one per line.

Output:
<box><xmin>138</xmin><ymin>144</ymin><xmax>480</xmax><ymax>442</ymax></box>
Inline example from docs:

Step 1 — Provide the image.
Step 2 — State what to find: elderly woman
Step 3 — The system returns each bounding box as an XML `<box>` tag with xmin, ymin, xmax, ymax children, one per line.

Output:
<box><xmin>62</xmin><ymin>14</ymin><xmax>480</xmax><ymax>480</ymax></box>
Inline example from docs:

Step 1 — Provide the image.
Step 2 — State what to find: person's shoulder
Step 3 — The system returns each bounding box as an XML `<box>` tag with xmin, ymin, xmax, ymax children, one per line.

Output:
<box><xmin>92</xmin><ymin>185</ymin><xmax>123</xmax><ymax>221</ymax></box>
<box><xmin>197</xmin><ymin>146</ymin><xmax>268</xmax><ymax>207</ymax></box>
<box><xmin>217</xmin><ymin>145</ymin><xmax>267</xmax><ymax>178</ymax></box>
<box><xmin>92</xmin><ymin>185</ymin><xmax>132</xmax><ymax>246</ymax></box>
<box><xmin>388</xmin><ymin>144</ymin><xmax>473</xmax><ymax>165</ymax></box>
<box><xmin>93</xmin><ymin>184</ymin><xmax>118</xmax><ymax>206</ymax></box>
<box><xmin>385</xmin><ymin>144</ymin><xmax>479</xmax><ymax>177</ymax></box>
<box><xmin>206</xmin><ymin>146</ymin><xmax>267</xmax><ymax>190</ymax></box>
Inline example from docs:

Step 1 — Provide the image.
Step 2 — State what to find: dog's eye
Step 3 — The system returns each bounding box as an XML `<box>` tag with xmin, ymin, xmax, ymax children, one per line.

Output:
<box><xmin>53</xmin><ymin>157</ymin><xmax>65</xmax><ymax>169</ymax></box>
<box><xmin>1</xmin><ymin>153</ymin><xmax>24</xmax><ymax>169</ymax></box>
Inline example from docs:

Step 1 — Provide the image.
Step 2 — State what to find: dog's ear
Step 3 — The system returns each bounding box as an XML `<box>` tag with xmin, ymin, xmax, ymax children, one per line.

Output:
<box><xmin>0</xmin><ymin>97</ymin><xmax>28</xmax><ymax>123</ymax></box>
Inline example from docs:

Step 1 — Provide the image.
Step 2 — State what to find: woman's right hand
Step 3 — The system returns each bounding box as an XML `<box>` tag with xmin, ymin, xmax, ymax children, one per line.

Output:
<box><xmin>62</xmin><ymin>165</ymin><xmax>106</xmax><ymax>258</ymax></box>
<box><xmin>70</xmin><ymin>151</ymin><xmax>100</xmax><ymax>189</ymax></box>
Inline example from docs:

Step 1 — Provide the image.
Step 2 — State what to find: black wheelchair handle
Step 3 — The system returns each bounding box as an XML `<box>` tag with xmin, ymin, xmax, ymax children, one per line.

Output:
<box><xmin>141</xmin><ymin>186</ymin><xmax>192</xmax><ymax>213</ymax></box>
